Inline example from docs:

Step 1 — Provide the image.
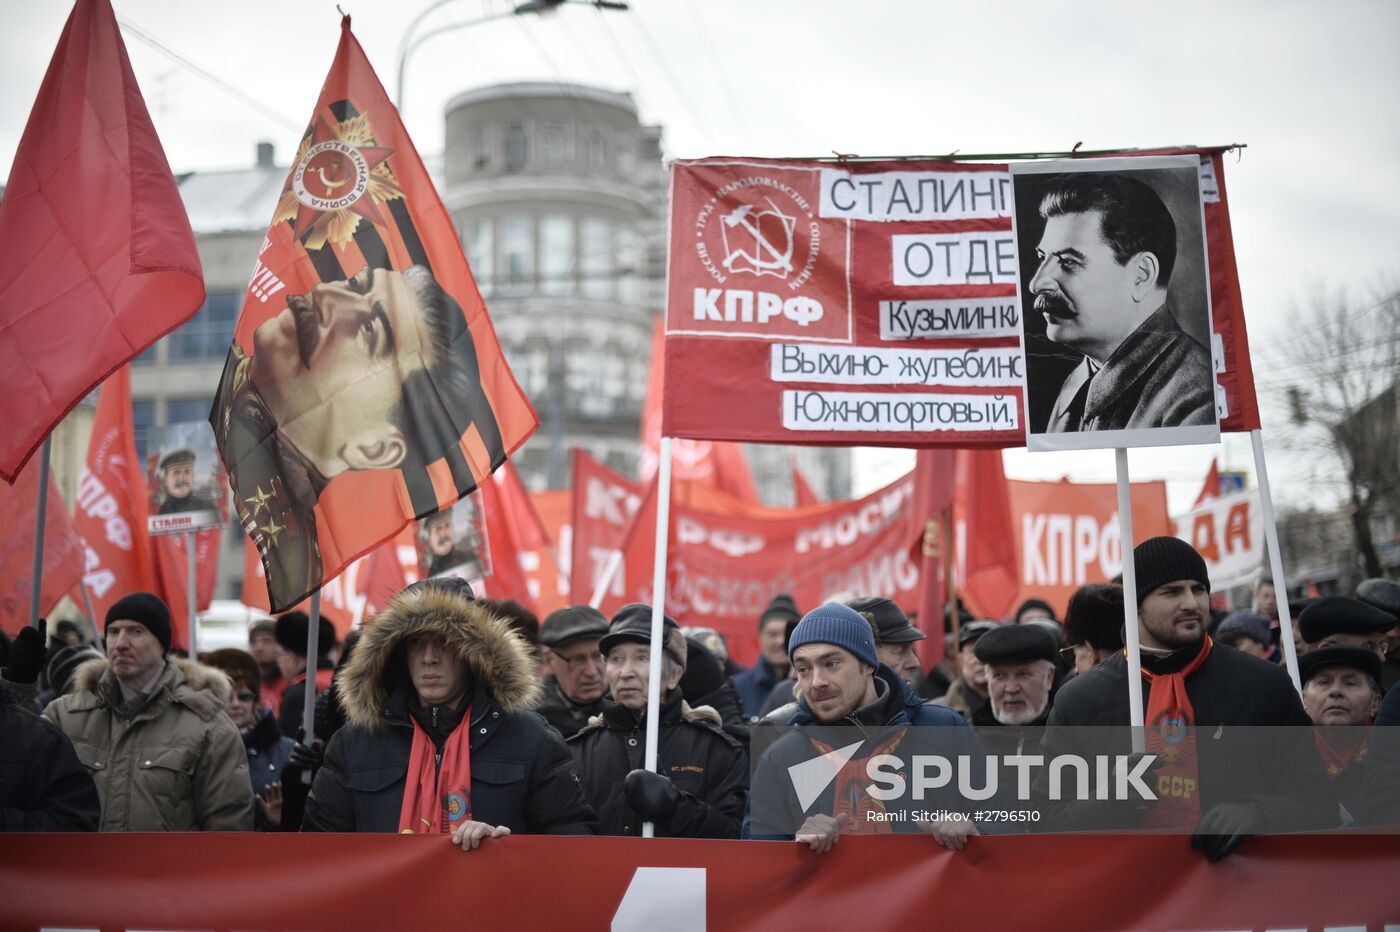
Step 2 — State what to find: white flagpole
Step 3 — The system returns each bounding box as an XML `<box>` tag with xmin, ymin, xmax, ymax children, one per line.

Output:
<box><xmin>1115</xmin><ymin>448</ymin><xmax>1145</xmax><ymax>754</ymax></box>
<box><xmin>588</xmin><ymin>549</ymin><xmax>625</xmax><ymax>609</ymax></box>
<box><xmin>302</xmin><ymin>589</ymin><xmax>322</xmax><ymax>785</ymax></box>
<box><xmin>186</xmin><ymin>532</ymin><xmax>199</xmax><ymax>655</ymax></box>
<box><xmin>642</xmin><ymin>436</ymin><xmax>673</xmax><ymax>839</ymax></box>
<box><xmin>1251</xmin><ymin>429</ymin><xmax>1301</xmax><ymax>692</ymax></box>
<box><xmin>28</xmin><ymin>436</ymin><xmax>52</xmax><ymax>630</ymax></box>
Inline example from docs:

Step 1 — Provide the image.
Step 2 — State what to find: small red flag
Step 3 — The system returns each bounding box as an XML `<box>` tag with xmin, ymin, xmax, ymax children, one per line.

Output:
<box><xmin>791</xmin><ymin>458</ymin><xmax>821</xmax><ymax>508</ymax></box>
<box><xmin>954</xmin><ymin>450</ymin><xmax>1019</xmax><ymax>621</ymax></box>
<box><xmin>0</xmin><ymin>460</ymin><xmax>87</xmax><ymax>635</ymax></box>
<box><xmin>71</xmin><ymin>366</ymin><xmax>156</xmax><ymax>624</ymax></box>
<box><xmin>0</xmin><ymin>0</ymin><xmax>203</xmax><ymax>483</ymax></box>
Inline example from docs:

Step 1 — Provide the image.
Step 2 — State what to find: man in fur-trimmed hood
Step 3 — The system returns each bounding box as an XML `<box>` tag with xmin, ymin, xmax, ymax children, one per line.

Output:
<box><xmin>302</xmin><ymin>577</ymin><xmax>596</xmax><ymax>849</ymax></box>
<box><xmin>42</xmin><ymin>593</ymin><xmax>254</xmax><ymax>831</ymax></box>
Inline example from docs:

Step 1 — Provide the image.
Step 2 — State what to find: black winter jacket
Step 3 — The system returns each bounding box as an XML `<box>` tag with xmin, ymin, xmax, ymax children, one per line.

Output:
<box><xmin>301</xmin><ymin>586</ymin><xmax>596</xmax><ymax>835</ymax></box>
<box><xmin>0</xmin><ymin>684</ymin><xmax>100</xmax><ymax>831</ymax></box>
<box><xmin>568</xmin><ymin>690</ymin><xmax>747</xmax><ymax>838</ymax></box>
<box><xmin>536</xmin><ymin>674</ymin><xmax>606</xmax><ymax>741</ymax></box>
<box><xmin>1043</xmin><ymin>641</ymin><xmax>1332</xmax><ymax>832</ymax></box>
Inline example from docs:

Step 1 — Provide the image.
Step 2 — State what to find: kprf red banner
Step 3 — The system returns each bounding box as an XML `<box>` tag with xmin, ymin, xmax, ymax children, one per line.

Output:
<box><xmin>611</xmin><ymin>473</ymin><xmax>919</xmax><ymax>665</ymax></box>
<box><xmin>662</xmin><ymin>152</ymin><xmax>1256</xmax><ymax>448</ymax></box>
<box><xmin>0</xmin><ymin>0</ymin><xmax>203</xmax><ymax>483</ymax></box>
<box><xmin>4</xmin><ymin>833</ymin><xmax>1397</xmax><ymax>931</ymax></box>
<box><xmin>72</xmin><ymin>366</ymin><xmax>156</xmax><ymax>624</ymax></box>
<box><xmin>640</xmin><ymin>318</ymin><xmax>759</xmax><ymax>501</ymax></box>
<box><xmin>0</xmin><ymin>460</ymin><xmax>86</xmax><ymax>635</ymax></box>
<box><xmin>212</xmin><ymin>18</ymin><xmax>537</xmax><ymax>613</ymax></box>
<box><xmin>1000</xmin><ymin>477</ymin><xmax>1172</xmax><ymax>616</ymax></box>
<box><xmin>569</xmin><ymin>450</ymin><xmax>644</xmax><ymax>609</ymax></box>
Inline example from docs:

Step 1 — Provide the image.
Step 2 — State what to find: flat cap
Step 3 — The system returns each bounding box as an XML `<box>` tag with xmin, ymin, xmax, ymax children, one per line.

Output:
<box><xmin>1298</xmin><ymin>645</ymin><xmax>1382</xmax><ymax>688</ymax></box>
<box><xmin>540</xmin><ymin>605</ymin><xmax>610</xmax><ymax>649</ymax></box>
<box><xmin>1356</xmin><ymin>578</ymin><xmax>1400</xmax><ymax>622</ymax></box>
<box><xmin>957</xmin><ymin>620</ymin><xmax>999</xmax><ymax>648</ymax></box>
<box><xmin>1217</xmin><ymin>611</ymin><xmax>1271</xmax><ymax>646</ymax></box>
<box><xmin>847</xmin><ymin>596</ymin><xmax>925</xmax><ymax>644</ymax></box>
<box><xmin>974</xmin><ymin>623</ymin><xmax>1059</xmax><ymax>665</ymax></box>
<box><xmin>1298</xmin><ymin>596</ymin><xmax>1396</xmax><ymax>644</ymax></box>
<box><xmin>602</xmin><ymin>603</ymin><xmax>687</xmax><ymax>668</ymax></box>
<box><xmin>759</xmin><ymin>593</ymin><xmax>801</xmax><ymax>626</ymax></box>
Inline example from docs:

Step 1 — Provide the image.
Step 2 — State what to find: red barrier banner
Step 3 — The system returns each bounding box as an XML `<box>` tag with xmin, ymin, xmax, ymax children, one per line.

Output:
<box><xmin>1002</xmin><ymin>477</ymin><xmax>1171</xmax><ymax>615</ymax></box>
<box><xmin>662</xmin><ymin>152</ymin><xmax>1256</xmax><ymax>449</ymax></box>
<box><xmin>3</xmin><ymin>833</ymin><xmax>1395</xmax><ymax>930</ymax></box>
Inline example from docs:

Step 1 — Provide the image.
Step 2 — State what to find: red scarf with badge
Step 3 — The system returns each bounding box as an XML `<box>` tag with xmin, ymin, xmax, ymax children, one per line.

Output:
<box><xmin>1140</xmin><ymin>637</ymin><xmax>1213</xmax><ymax>829</ymax></box>
<box><xmin>1313</xmin><ymin>728</ymin><xmax>1369</xmax><ymax>778</ymax></box>
<box><xmin>398</xmin><ymin>707</ymin><xmax>473</xmax><ymax>834</ymax></box>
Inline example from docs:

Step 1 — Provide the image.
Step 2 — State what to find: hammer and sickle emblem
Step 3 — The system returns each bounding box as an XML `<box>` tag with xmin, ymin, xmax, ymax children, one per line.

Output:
<box><xmin>317</xmin><ymin>161</ymin><xmax>349</xmax><ymax>191</ymax></box>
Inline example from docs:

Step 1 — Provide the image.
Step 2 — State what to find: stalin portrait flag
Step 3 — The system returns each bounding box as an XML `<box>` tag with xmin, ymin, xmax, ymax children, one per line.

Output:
<box><xmin>213</xmin><ymin>17</ymin><xmax>537</xmax><ymax>612</ymax></box>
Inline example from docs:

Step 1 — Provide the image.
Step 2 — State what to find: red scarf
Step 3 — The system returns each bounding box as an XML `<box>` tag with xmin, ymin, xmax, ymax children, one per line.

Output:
<box><xmin>398</xmin><ymin>707</ymin><xmax>473</xmax><ymax>834</ymax></box>
<box><xmin>809</xmin><ymin>730</ymin><xmax>907</xmax><ymax>835</ymax></box>
<box><xmin>1140</xmin><ymin>637</ymin><xmax>1213</xmax><ymax>829</ymax></box>
<box><xmin>1313</xmin><ymin>728</ymin><xmax>1369</xmax><ymax>778</ymax></box>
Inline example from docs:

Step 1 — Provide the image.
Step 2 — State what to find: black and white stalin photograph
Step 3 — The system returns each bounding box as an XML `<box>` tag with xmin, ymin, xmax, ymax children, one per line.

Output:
<box><xmin>1010</xmin><ymin>155</ymin><xmax>1220</xmax><ymax>452</ymax></box>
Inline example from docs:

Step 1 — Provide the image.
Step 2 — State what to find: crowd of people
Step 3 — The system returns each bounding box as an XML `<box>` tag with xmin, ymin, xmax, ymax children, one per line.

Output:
<box><xmin>3</xmin><ymin>536</ymin><xmax>1399</xmax><ymax>863</ymax></box>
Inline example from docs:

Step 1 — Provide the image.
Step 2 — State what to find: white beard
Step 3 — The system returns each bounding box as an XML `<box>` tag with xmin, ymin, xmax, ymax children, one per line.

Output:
<box><xmin>992</xmin><ymin>689</ymin><xmax>1051</xmax><ymax>726</ymax></box>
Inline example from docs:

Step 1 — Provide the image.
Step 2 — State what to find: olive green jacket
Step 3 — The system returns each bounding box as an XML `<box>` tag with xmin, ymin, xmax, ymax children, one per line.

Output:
<box><xmin>43</xmin><ymin>656</ymin><xmax>253</xmax><ymax>831</ymax></box>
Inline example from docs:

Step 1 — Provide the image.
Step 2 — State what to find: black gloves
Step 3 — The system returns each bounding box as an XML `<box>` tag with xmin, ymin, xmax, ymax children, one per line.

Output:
<box><xmin>624</xmin><ymin>768</ymin><xmax>680</xmax><ymax>822</ymax></box>
<box><xmin>288</xmin><ymin>728</ymin><xmax>325</xmax><ymax>772</ymax></box>
<box><xmin>4</xmin><ymin>621</ymin><xmax>48</xmax><ymax>684</ymax></box>
<box><xmin>1191</xmin><ymin>801</ymin><xmax>1264</xmax><ymax>862</ymax></box>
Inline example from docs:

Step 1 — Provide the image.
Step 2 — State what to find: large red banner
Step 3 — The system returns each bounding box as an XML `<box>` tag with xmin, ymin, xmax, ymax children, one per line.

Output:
<box><xmin>0</xmin><ymin>460</ymin><xmax>85</xmax><ymax>635</ymax></box>
<box><xmin>609</xmin><ymin>472</ymin><xmax>919</xmax><ymax>665</ymax></box>
<box><xmin>663</xmin><ymin>152</ymin><xmax>1256</xmax><ymax>448</ymax></box>
<box><xmin>3</xmin><ymin>834</ymin><xmax>1395</xmax><ymax>930</ymax></box>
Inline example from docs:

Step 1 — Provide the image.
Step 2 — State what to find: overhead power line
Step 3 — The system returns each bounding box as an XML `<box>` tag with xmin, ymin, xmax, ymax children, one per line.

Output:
<box><xmin>116</xmin><ymin>17</ymin><xmax>304</xmax><ymax>134</ymax></box>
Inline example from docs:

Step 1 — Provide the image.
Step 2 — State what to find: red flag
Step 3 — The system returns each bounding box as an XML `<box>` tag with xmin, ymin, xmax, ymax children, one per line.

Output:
<box><xmin>72</xmin><ymin>367</ymin><xmax>156</xmax><ymax>623</ymax></box>
<box><xmin>954</xmin><ymin>450</ymin><xmax>1019</xmax><ymax>621</ymax></box>
<box><xmin>0</xmin><ymin>460</ymin><xmax>87</xmax><ymax>635</ymax></box>
<box><xmin>150</xmin><ymin>531</ymin><xmax>222</xmax><ymax>652</ymax></box>
<box><xmin>1193</xmin><ymin>458</ymin><xmax>1221</xmax><ymax>507</ymax></box>
<box><xmin>0</xmin><ymin>0</ymin><xmax>203</xmax><ymax>483</ymax></box>
<box><xmin>640</xmin><ymin>319</ymin><xmax>758</xmax><ymax>502</ymax></box>
<box><xmin>357</xmin><ymin>532</ymin><xmax>419</xmax><ymax>621</ymax></box>
<box><xmin>213</xmin><ymin>18</ymin><xmax>537</xmax><ymax>612</ymax></box>
<box><xmin>475</xmin><ymin>466</ymin><xmax>538</xmax><ymax>612</ymax></box>
<box><xmin>791</xmin><ymin>458</ymin><xmax>821</xmax><ymax>508</ymax></box>
<box><xmin>910</xmin><ymin>450</ymin><xmax>956</xmax><ymax>667</ymax></box>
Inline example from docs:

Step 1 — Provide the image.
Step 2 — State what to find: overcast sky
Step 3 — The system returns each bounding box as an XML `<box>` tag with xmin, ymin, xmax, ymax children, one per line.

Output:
<box><xmin>5</xmin><ymin>0</ymin><xmax>1398</xmax><ymax>513</ymax></box>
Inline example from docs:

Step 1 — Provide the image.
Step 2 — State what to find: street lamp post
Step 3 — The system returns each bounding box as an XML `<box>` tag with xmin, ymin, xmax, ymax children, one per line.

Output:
<box><xmin>395</xmin><ymin>0</ymin><xmax>628</xmax><ymax>111</ymax></box>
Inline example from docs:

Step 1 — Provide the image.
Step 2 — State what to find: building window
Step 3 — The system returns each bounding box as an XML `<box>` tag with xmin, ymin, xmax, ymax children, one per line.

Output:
<box><xmin>464</xmin><ymin>217</ymin><xmax>494</xmax><ymax>295</ymax></box>
<box><xmin>586</xmin><ymin>128</ymin><xmax>607</xmax><ymax>169</ymax></box>
<box><xmin>539</xmin><ymin>215</ymin><xmax>574</xmax><ymax>297</ymax></box>
<box><xmin>501</xmin><ymin>216</ymin><xmax>533</xmax><ymax>292</ymax></box>
<box><xmin>616</xmin><ymin>225</ymin><xmax>640</xmax><ymax>305</ymax></box>
<box><xmin>133</xmin><ymin>400</ymin><xmax>155</xmax><ymax>464</ymax></box>
<box><xmin>580</xmin><ymin>218</ymin><xmax>611</xmax><ymax>300</ymax></box>
<box><xmin>470</xmin><ymin>125</ymin><xmax>491</xmax><ymax>170</ymax></box>
<box><xmin>504</xmin><ymin>122</ymin><xmax>528</xmax><ymax>172</ymax></box>
<box><xmin>166</xmin><ymin>397</ymin><xmax>213</xmax><ymax>427</ymax></box>
<box><xmin>132</xmin><ymin>341</ymin><xmax>161</xmax><ymax>367</ymax></box>
<box><xmin>541</xmin><ymin>122</ymin><xmax>571</xmax><ymax>164</ymax></box>
<box><xmin>169</xmin><ymin>292</ymin><xmax>239</xmax><ymax>362</ymax></box>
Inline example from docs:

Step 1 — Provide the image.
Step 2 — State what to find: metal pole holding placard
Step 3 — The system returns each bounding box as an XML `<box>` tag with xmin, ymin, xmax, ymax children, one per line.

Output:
<box><xmin>1115</xmin><ymin>448</ymin><xmax>1146</xmax><ymax>754</ymax></box>
<box><xmin>641</xmin><ymin>436</ymin><xmax>673</xmax><ymax>839</ymax></box>
<box><xmin>301</xmin><ymin>589</ymin><xmax>322</xmax><ymax>785</ymax></box>
<box><xmin>28</xmin><ymin>436</ymin><xmax>52</xmax><ymax>630</ymax></box>
<box><xmin>1251</xmin><ymin>429</ymin><xmax>1302</xmax><ymax>692</ymax></box>
<box><xmin>943</xmin><ymin>508</ymin><xmax>960</xmax><ymax>644</ymax></box>
<box><xmin>186</xmin><ymin>532</ymin><xmax>198</xmax><ymax>655</ymax></box>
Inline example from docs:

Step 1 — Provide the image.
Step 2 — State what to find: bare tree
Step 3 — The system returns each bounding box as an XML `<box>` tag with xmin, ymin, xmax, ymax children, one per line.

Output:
<box><xmin>1271</xmin><ymin>282</ymin><xmax>1400</xmax><ymax>582</ymax></box>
